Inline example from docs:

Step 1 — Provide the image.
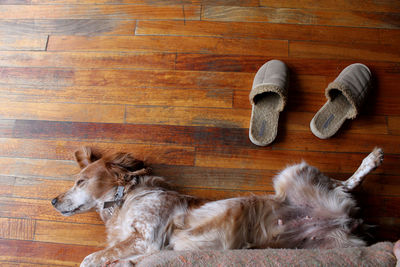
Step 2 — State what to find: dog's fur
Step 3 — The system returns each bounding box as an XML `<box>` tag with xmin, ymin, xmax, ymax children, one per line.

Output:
<box><xmin>52</xmin><ymin>147</ymin><xmax>384</xmax><ymax>267</ymax></box>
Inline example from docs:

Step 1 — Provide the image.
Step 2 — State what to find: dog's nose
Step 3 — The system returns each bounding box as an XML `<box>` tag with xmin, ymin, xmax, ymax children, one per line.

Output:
<box><xmin>51</xmin><ymin>198</ymin><xmax>58</xmax><ymax>206</ymax></box>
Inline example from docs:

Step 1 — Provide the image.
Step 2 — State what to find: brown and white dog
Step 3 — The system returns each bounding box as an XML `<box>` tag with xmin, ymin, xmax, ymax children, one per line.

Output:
<box><xmin>52</xmin><ymin>147</ymin><xmax>384</xmax><ymax>266</ymax></box>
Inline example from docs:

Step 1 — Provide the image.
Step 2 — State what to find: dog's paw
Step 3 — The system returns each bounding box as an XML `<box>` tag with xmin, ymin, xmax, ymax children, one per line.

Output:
<box><xmin>80</xmin><ymin>251</ymin><xmax>109</xmax><ymax>267</ymax></box>
<box><xmin>364</xmin><ymin>147</ymin><xmax>384</xmax><ymax>168</ymax></box>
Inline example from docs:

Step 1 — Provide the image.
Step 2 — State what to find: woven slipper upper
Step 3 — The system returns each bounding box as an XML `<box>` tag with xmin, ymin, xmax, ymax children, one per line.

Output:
<box><xmin>249</xmin><ymin>60</ymin><xmax>289</xmax><ymax>146</ymax></box>
<box><xmin>249</xmin><ymin>59</ymin><xmax>288</xmax><ymax>109</ymax></box>
<box><xmin>325</xmin><ymin>63</ymin><xmax>371</xmax><ymax>119</ymax></box>
<box><xmin>310</xmin><ymin>63</ymin><xmax>372</xmax><ymax>139</ymax></box>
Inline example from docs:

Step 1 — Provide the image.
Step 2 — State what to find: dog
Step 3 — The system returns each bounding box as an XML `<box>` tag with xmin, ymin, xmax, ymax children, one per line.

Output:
<box><xmin>52</xmin><ymin>147</ymin><xmax>384</xmax><ymax>266</ymax></box>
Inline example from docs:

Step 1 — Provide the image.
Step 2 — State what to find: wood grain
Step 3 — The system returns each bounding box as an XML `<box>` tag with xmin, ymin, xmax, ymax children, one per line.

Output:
<box><xmin>0</xmin><ymin>5</ymin><xmax>200</xmax><ymax>20</ymax></box>
<box><xmin>0</xmin><ymin>67</ymin><xmax>252</xmax><ymax>89</ymax></box>
<box><xmin>259</xmin><ymin>0</ymin><xmax>400</xmax><ymax>13</ymax></box>
<box><xmin>0</xmin><ymin>85</ymin><xmax>232</xmax><ymax>108</ymax></box>
<box><xmin>35</xmin><ymin>220</ymin><xmax>106</xmax><ymax>246</ymax></box>
<box><xmin>7</xmin><ymin>120</ymin><xmax>197</xmax><ymax>146</ymax></box>
<box><xmin>47</xmin><ymin>35</ymin><xmax>288</xmax><ymax>56</ymax></box>
<box><xmin>195</xmin><ymin>148</ymin><xmax>400</xmax><ymax>175</ymax></box>
<box><xmin>0</xmin><ymin>19</ymin><xmax>135</xmax><ymax>36</ymax></box>
<box><xmin>0</xmin><ymin>157</ymin><xmax>78</xmax><ymax>179</ymax></box>
<box><xmin>27</xmin><ymin>0</ymin><xmax>258</xmax><ymax>6</ymax></box>
<box><xmin>0</xmin><ymin>175</ymin><xmax>14</xmax><ymax>196</ymax></box>
<box><xmin>71</xmin><ymin>69</ymin><xmax>253</xmax><ymax>89</ymax></box>
<box><xmin>0</xmin><ymin>138</ymin><xmax>195</xmax><ymax>166</ymax></box>
<box><xmin>388</xmin><ymin>116</ymin><xmax>400</xmax><ymax>135</ymax></box>
<box><xmin>0</xmin><ymin>51</ymin><xmax>176</xmax><ymax>69</ymax></box>
<box><xmin>0</xmin><ymin>239</ymin><xmax>99</xmax><ymax>266</ymax></box>
<box><xmin>126</xmin><ymin>106</ymin><xmax>250</xmax><ymax>128</ymax></box>
<box><xmin>175</xmin><ymin>54</ymin><xmax>400</xmax><ymax>76</ymax></box>
<box><xmin>0</xmin><ymin>35</ymin><xmax>47</xmax><ymax>51</ymax></box>
<box><xmin>137</xmin><ymin>20</ymin><xmax>397</xmax><ymax>45</ymax></box>
<box><xmin>290</xmin><ymin>41</ymin><xmax>400</xmax><ymax>62</ymax></box>
<box><xmin>0</xmin><ymin>99</ymin><xmax>125</xmax><ymax>123</ymax></box>
<box><xmin>202</xmin><ymin>6</ymin><xmax>400</xmax><ymax>28</ymax></box>
<box><xmin>0</xmin><ymin>218</ymin><xmax>35</xmax><ymax>240</ymax></box>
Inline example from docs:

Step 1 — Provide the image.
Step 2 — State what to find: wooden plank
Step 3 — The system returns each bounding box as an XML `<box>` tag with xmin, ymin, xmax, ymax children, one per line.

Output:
<box><xmin>380</xmin><ymin>28</ymin><xmax>400</xmax><ymax>45</ymax></box>
<box><xmin>0</xmin><ymin>119</ymin><xmax>14</xmax><ymax>138</ymax></box>
<box><xmin>0</xmin><ymin>218</ymin><xmax>35</xmax><ymax>240</ymax></box>
<box><xmin>176</xmin><ymin>54</ymin><xmax>400</xmax><ymax>76</ymax></box>
<box><xmin>8</xmin><ymin>120</ymin><xmax>196</xmax><ymax>146</ymax></box>
<box><xmin>137</xmin><ymin>20</ymin><xmax>390</xmax><ymax>45</ymax></box>
<box><xmin>0</xmin><ymin>138</ymin><xmax>195</xmax><ymax>166</ymax></box>
<box><xmin>202</xmin><ymin>6</ymin><xmax>400</xmax><ymax>29</ymax></box>
<box><xmin>0</xmin><ymin>262</ymin><xmax>68</xmax><ymax>267</ymax></box>
<box><xmin>0</xmin><ymin>67</ymin><xmax>74</xmax><ymax>86</ymax></box>
<box><xmin>0</xmin><ymin>85</ymin><xmax>232</xmax><ymax>108</ymax></box>
<box><xmin>0</xmin><ymin>5</ymin><xmax>200</xmax><ymax>20</ymax></box>
<box><xmin>0</xmin><ymin>67</ymin><xmax>253</xmax><ymax>89</ymax></box>
<box><xmin>195</xmin><ymin>148</ymin><xmax>400</xmax><ymax>175</ymax></box>
<box><xmin>272</xmin><ymin>130</ymin><xmax>400</xmax><ymax>154</ymax></box>
<box><xmin>357</xmin><ymin>175</ymin><xmax>400</xmax><ymax>197</ymax></box>
<box><xmin>388</xmin><ymin>116</ymin><xmax>400</xmax><ymax>135</ymax></box>
<box><xmin>0</xmin><ymin>100</ymin><xmax>125</xmax><ymax>123</ymax></box>
<box><xmin>290</xmin><ymin>41</ymin><xmax>400</xmax><ymax>62</ymax></box>
<box><xmin>0</xmin><ymin>0</ymin><xmax>31</xmax><ymax>4</ymax></box>
<box><xmin>71</xmin><ymin>69</ymin><xmax>253</xmax><ymax>89</ymax></box>
<box><xmin>47</xmin><ymin>35</ymin><xmax>288</xmax><ymax>56</ymax></box>
<box><xmin>0</xmin><ymin>35</ymin><xmax>47</xmax><ymax>51</ymax></box>
<box><xmin>0</xmin><ymin>239</ymin><xmax>99</xmax><ymax>266</ymax></box>
<box><xmin>125</xmin><ymin>106</ymin><xmax>251</xmax><ymax>128</ymax></box>
<box><xmin>0</xmin><ymin>175</ymin><xmax>14</xmax><ymax>196</ymax></box>
<box><xmin>1</xmin><ymin>115</ymin><xmax>391</xmax><ymax>155</ymax></box>
<box><xmin>35</xmin><ymin>220</ymin><xmax>106</xmax><ymax>246</ymax></box>
<box><xmin>0</xmin><ymin>197</ymin><xmax>104</xmax><ymax>225</ymax></box>
<box><xmin>0</xmin><ymin>157</ymin><xmax>78</xmax><ymax>179</ymax></box>
<box><xmin>259</xmin><ymin>0</ymin><xmax>400</xmax><ymax>13</ymax></box>
<box><xmin>0</xmin><ymin>51</ymin><xmax>175</xmax><ymax>69</ymax></box>
<box><xmin>12</xmin><ymin>177</ymin><xmax>73</xmax><ymax>200</ymax></box>
<box><xmin>29</xmin><ymin>0</ymin><xmax>258</xmax><ymax>6</ymax></box>
<box><xmin>0</xmin><ymin>19</ymin><xmax>135</xmax><ymax>36</ymax></box>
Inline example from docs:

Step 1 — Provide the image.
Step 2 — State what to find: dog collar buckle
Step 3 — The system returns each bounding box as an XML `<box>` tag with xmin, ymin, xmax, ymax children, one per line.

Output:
<box><xmin>103</xmin><ymin>186</ymin><xmax>125</xmax><ymax>209</ymax></box>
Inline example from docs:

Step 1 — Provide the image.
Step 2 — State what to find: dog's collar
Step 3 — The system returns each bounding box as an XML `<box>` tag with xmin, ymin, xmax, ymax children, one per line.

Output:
<box><xmin>103</xmin><ymin>186</ymin><xmax>125</xmax><ymax>209</ymax></box>
<box><xmin>101</xmin><ymin>168</ymin><xmax>149</xmax><ymax>210</ymax></box>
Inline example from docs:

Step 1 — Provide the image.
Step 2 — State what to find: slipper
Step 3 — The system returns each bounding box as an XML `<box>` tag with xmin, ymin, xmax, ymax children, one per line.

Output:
<box><xmin>310</xmin><ymin>63</ymin><xmax>371</xmax><ymax>139</ymax></box>
<box><xmin>249</xmin><ymin>60</ymin><xmax>289</xmax><ymax>146</ymax></box>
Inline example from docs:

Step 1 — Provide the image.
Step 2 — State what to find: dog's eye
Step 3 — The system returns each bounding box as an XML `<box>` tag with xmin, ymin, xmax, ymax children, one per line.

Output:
<box><xmin>76</xmin><ymin>179</ymin><xmax>85</xmax><ymax>186</ymax></box>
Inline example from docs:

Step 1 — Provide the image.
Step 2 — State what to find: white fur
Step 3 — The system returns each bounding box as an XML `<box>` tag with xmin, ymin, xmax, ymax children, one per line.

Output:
<box><xmin>52</xmin><ymin>148</ymin><xmax>383</xmax><ymax>266</ymax></box>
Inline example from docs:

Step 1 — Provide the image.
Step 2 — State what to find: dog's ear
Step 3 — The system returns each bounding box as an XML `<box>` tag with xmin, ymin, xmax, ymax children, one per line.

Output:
<box><xmin>74</xmin><ymin>146</ymin><xmax>102</xmax><ymax>169</ymax></box>
<box><xmin>105</xmin><ymin>152</ymin><xmax>145</xmax><ymax>185</ymax></box>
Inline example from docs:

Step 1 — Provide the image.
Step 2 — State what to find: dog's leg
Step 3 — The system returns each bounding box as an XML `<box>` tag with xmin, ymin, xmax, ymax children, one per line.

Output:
<box><xmin>342</xmin><ymin>147</ymin><xmax>383</xmax><ymax>191</ymax></box>
<box><xmin>80</xmin><ymin>234</ymin><xmax>147</xmax><ymax>267</ymax></box>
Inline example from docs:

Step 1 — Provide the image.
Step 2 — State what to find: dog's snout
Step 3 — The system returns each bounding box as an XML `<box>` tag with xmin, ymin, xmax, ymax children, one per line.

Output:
<box><xmin>51</xmin><ymin>197</ymin><xmax>58</xmax><ymax>206</ymax></box>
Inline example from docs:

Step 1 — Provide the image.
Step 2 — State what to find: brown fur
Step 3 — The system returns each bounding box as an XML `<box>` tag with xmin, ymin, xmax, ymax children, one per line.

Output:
<box><xmin>52</xmin><ymin>147</ymin><xmax>383</xmax><ymax>267</ymax></box>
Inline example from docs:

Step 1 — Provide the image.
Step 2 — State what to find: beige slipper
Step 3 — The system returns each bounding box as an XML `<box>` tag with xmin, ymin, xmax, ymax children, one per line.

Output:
<box><xmin>310</xmin><ymin>63</ymin><xmax>371</xmax><ymax>139</ymax></box>
<box><xmin>249</xmin><ymin>60</ymin><xmax>289</xmax><ymax>146</ymax></box>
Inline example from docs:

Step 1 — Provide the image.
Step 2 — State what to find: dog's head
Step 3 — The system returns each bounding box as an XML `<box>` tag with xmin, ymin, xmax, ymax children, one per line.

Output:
<box><xmin>52</xmin><ymin>147</ymin><xmax>145</xmax><ymax>216</ymax></box>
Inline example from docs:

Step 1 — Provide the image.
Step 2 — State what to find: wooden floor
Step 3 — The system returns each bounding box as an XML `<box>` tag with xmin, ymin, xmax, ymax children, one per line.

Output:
<box><xmin>0</xmin><ymin>0</ymin><xmax>399</xmax><ymax>266</ymax></box>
